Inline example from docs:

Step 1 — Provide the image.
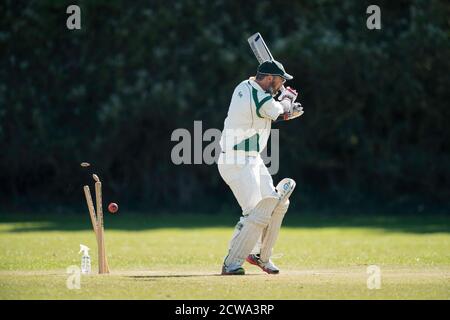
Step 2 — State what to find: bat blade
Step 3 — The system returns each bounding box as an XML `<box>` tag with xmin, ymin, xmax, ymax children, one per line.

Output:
<box><xmin>248</xmin><ymin>32</ymin><xmax>273</xmax><ymax>64</ymax></box>
<box><xmin>248</xmin><ymin>32</ymin><xmax>286</xmax><ymax>94</ymax></box>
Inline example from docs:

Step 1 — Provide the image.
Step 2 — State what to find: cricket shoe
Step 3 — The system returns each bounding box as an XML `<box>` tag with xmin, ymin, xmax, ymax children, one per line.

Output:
<box><xmin>221</xmin><ymin>263</ymin><xmax>245</xmax><ymax>275</ymax></box>
<box><xmin>246</xmin><ymin>254</ymin><xmax>280</xmax><ymax>274</ymax></box>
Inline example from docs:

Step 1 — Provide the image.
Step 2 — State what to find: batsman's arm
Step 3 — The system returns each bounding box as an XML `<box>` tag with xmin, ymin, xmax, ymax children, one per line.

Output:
<box><xmin>273</xmin><ymin>103</ymin><xmax>304</xmax><ymax>123</ymax></box>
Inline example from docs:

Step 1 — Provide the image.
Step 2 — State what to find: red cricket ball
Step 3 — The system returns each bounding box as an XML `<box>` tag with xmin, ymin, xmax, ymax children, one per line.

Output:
<box><xmin>108</xmin><ymin>202</ymin><xmax>119</xmax><ymax>214</ymax></box>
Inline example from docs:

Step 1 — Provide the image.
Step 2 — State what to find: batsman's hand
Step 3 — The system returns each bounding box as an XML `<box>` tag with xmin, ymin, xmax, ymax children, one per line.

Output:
<box><xmin>282</xmin><ymin>102</ymin><xmax>304</xmax><ymax>121</ymax></box>
<box><xmin>278</xmin><ymin>86</ymin><xmax>298</xmax><ymax>103</ymax></box>
<box><xmin>279</xmin><ymin>99</ymin><xmax>293</xmax><ymax>113</ymax></box>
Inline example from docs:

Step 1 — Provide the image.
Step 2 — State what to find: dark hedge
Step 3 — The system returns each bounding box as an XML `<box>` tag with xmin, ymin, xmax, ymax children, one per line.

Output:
<box><xmin>1</xmin><ymin>0</ymin><xmax>449</xmax><ymax>213</ymax></box>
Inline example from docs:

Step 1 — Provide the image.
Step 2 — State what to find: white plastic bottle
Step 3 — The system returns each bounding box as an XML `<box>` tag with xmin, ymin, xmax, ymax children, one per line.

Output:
<box><xmin>79</xmin><ymin>244</ymin><xmax>91</xmax><ymax>274</ymax></box>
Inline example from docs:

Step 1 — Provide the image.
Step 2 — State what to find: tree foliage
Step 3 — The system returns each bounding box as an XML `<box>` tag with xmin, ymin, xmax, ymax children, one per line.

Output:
<box><xmin>1</xmin><ymin>0</ymin><xmax>449</xmax><ymax>212</ymax></box>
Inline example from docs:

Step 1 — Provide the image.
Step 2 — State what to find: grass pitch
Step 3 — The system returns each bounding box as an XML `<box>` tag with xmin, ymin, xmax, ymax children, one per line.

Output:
<box><xmin>0</xmin><ymin>213</ymin><xmax>449</xmax><ymax>299</ymax></box>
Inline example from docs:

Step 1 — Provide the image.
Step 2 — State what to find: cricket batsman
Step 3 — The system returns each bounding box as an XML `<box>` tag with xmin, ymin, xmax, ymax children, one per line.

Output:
<box><xmin>218</xmin><ymin>60</ymin><xmax>304</xmax><ymax>275</ymax></box>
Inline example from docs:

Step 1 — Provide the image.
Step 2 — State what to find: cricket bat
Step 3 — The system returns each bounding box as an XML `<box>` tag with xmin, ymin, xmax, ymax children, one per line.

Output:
<box><xmin>248</xmin><ymin>32</ymin><xmax>274</xmax><ymax>64</ymax></box>
<box><xmin>247</xmin><ymin>32</ymin><xmax>285</xmax><ymax>92</ymax></box>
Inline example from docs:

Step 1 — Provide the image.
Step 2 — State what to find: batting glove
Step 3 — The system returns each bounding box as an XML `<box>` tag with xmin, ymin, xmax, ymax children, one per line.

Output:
<box><xmin>278</xmin><ymin>86</ymin><xmax>298</xmax><ymax>103</ymax></box>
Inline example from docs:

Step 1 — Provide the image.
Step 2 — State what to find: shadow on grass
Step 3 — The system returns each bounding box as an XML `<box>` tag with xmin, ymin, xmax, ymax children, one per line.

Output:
<box><xmin>126</xmin><ymin>274</ymin><xmax>263</xmax><ymax>279</ymax></box>
<box><xmin>0</xmin><ymin>212</ymin><xmax>449</xmax><ymax>234</ymax></box>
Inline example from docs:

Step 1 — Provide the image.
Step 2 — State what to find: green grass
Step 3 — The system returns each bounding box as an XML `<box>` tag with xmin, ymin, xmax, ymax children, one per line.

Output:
<box><xmin>0</xmin><ymin>213</ymin><xmax>449</xmax><ymax>299</ymax></box>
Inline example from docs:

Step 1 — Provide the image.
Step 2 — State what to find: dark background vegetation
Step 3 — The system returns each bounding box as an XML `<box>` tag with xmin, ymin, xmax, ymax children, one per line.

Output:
<box><xmin>1</xmin><ymin>0</ymin><xmax>449</xmax><ymax>214</ymax></box>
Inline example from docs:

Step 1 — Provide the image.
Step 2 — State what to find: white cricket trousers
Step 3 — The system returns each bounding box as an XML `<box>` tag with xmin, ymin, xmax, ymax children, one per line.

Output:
<box><xmin>218</xmin><ymin>153</ymin><xmax>278</xmax><ymax>253</ymax></box>
<box><xmin>217</xmin><ymin>153</ymin><xmax>277</xmax><ymax>215</ymax></box>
